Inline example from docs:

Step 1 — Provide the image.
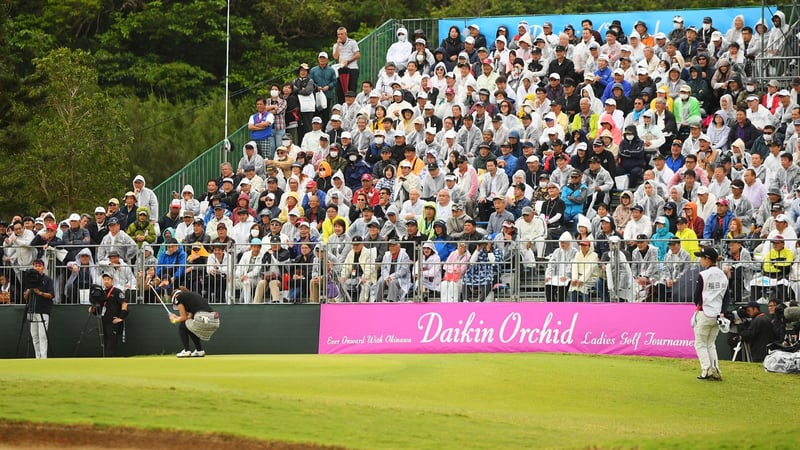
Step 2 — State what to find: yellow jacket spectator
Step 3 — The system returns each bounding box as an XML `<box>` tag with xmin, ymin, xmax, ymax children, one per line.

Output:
<box><xmin>763</xmin><ymin>236</ymin><xmax>794</xmax><ymax>278</ymax></box>
<box><xmin>126</xmin><ymin>206</ymin><xmax>156</xmax><ymax>248</ymax></box>
<box><xmin>675</xmin><ymin>217</ymin><xmax>700</xmax><ymax>260</ymax></box>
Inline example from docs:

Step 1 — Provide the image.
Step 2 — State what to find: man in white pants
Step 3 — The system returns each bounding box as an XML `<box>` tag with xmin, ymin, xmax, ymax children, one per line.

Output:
<box><xmin>692</xmin><ymin>247</ymin><xmax>728</xmax><ymax>381</ymax></box>
<box><xmin>22</xmin><ymin>259</ymin><xmax>55</xmax><ymax>359</ymax></box>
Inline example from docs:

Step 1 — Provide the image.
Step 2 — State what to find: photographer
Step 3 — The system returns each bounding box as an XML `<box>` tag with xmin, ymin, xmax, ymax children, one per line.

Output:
<box><xmin>737</xmin><ymin>301</ymin><xmax>775</xmax><ymax>363</ymax></box>
<box><xmin>88</xmin><ymin>272</ymin><xmax>128</xmax><ymax>356</ymax></box>
<box><xmin>22</xmin><ymin>259</ymin><xmax>55</xmax><ymax>359</ymax></box>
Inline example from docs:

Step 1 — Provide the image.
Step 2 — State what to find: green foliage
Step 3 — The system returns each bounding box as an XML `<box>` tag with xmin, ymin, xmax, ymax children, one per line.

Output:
<box><xmin>19</xmin><ymin>48</ymin><xmax>132</xmax><ymax>214</ymax></box>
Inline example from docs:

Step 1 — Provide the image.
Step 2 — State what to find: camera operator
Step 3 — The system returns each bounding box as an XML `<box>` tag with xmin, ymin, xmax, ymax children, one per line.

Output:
<box><xmin>737</xmin><ymin>301</ymin><xmax>776</xmax><ymax>363</ymax></box>
<box><xmin>88</xmin><ymin>272</ymin><xmax>128</xmax><ymax>356</ymax></box>
<box><xmin>22</xmin><ymin>259</ymin><xmax>55</xmax><ymax>359</ymax></box>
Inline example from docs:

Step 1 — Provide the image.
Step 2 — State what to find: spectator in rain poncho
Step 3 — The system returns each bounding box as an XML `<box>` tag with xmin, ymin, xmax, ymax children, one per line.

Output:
<box><xmin>603</xmin><ymin>236</ymin><xmax>635</xmax><ymax>302</ymax></box>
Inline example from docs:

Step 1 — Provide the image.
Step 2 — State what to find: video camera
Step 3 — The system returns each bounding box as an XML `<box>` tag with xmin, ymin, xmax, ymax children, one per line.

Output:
<box><xmin>723</xmin><ymin>305</ymin><xmax>751</xmax><ymax>334</ymax></box>
<box><xmin>88</xmin><ymin>284</ymin><xmax>105</xmax><ymax>314</ymax></box>
<box><xmin>22</xmin><ymin>269</ymin><xmax>44</xmax><ymax>291</ymax></box>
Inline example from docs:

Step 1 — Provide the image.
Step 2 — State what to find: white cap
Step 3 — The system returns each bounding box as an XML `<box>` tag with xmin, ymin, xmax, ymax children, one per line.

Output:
<box><xmin>698</xmin><ymin>134</ymin><xmax>711</xmax><ymax>142</ymax></box>
<box><xmin>318</xmin><ymin>51</ymin><xmax>328</xmax><ymax>59</ymax></box>
<box><xmin>465</xmin><ymin>36</ymin><xmax>475</xmax><ymax>44</ymax></box>
<box><xmin>444</xmin><ymin>130</ymin><xmax>457</xmax><ymax>139</ymax></box>
<box><xmin>368</xmin><ymin>91</ymin><xmax>380</xmax><ymax>98</ymax></box>
<box><xmin>288</xmin><ymin>208</ymin><xmax>301</xmax><ymax>217</ymax></box>
<box><xmin>392</xmin><ymin>90</ymin><xmax>403</xmax><ymax>97</ymax></box>
<box><xmin>394</xmin><ymin>129</ymin><xmax>406</xmax><ymax>137</ymax></box>
<box><xmin>637</xmin><ymin>67</ymin><xmax>648</xmax><ymax>75</ymax></box>
<box><xmin>604</xmin><ymin>98</ymin><xmax>617</xmax><ymax>106</ymax></box>
<box><xmin>549</xmin><ymin>73</ymin><xmax>560</xmax><ymax>80</ymax></box>
<box><xmin>576</xmin><ymin>142</ymin><xmax>588</xmax><ymax>151</ymax></box>
<box><xmin>94</xmin><ymin>206</ymin><xmax>106</xmax><ymax>214</ymax></box>
<box><xmin>613</xmin><ymin>68</ymin><xmax>625</xmax><ymax>76</ymax></box>
<box><xmin>425</xmin><ymin>127</ymin><xmax>437</xmax><ymax>135</ymax></box>
<box><xmin>697</xmin><ymin>186</ymin><xmax>709</xmax><ymax>195</ymax></box>
<box><xmin>330</xmin><ymin>114</ymin><xmax>342</xmax><ymax>121</ymax></box>
<box><xmin>620</xmin><ymin>45</ymin><xmax>632</xmax><ymax>52</ymax></box>
<box><xmin>776</xmin><ymin>214</ymin><xmax>790</xmax><ymax>222</ymax></box>
<box><xmin>341</xmin><ymin>131</ymin><xmax>352</xmax><ymax>139</ymax></box>
<box><xmin>544</xmin><ymin>112</ymin><xmax>556</xmax><ymax>121</ymax></box>
<box><xmin>311</xmin><ymin>116</ymin><xmax>323</xmax><ymax>124</ymax></box>
<box><xmin>597</xmin><ymin>55</ymin><xmax>609</xmax><ymax>63</ymax></box>
<box><xmin>526</xmin><ymin>155</ymin><xmax>539</xmax><ymax>163</ymax></box>
<box><xmin>399</xmin><ymin>160</ymin><xmax>412</xmax><ymax>168</ymax></box>
<box><xmin>68</xmin><ymin>213</ymin><xmax>81</xmax><ymax>222</ymax></box>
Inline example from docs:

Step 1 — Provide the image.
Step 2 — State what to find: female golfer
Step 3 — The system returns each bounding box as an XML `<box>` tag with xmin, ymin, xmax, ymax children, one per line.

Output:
<box><xmin>170</xmin><ymin>288</ymin><xmax>219</xmax><ymax>358</ymax></box>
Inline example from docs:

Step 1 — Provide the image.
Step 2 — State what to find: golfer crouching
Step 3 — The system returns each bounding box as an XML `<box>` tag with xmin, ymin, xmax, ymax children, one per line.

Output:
<box><xmin>170</xmin><ymin>287</ymin><xmax>220</xmax><ymax>358</ymax></box>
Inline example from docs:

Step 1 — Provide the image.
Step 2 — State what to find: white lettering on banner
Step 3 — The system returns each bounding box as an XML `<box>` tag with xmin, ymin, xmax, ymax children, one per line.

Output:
<box><xmin>385</xmin><ymin>335</ymin><xmax>412</xmax><ymax>343</ymax></box>
<box><xmin>619</xmin><ymin>332</ymin><xmax>641</xmax><ymax>350</ymax></box>
<box><xmin>580</xmin><ymin>332</ymin><xmax>615</xmax><ymax>345</ymax></box>
<box><xmin>499</xmin><ymin>312</ymin><xmax>578</xmax><ymax>345</ymax></box>
<box><xmin>644</xmin><ymin>333</ymin><xmax>694</xmax><ymax>347</ymax></box>
<box><xmin>418</xmin><ymin>312</ymin><xmax>495</xmax><ymax>344</ymax></box>
<box><xmin>341</xmin><ymin>335</ymin><xmax>365</xmax><ymax>344</ymax></box>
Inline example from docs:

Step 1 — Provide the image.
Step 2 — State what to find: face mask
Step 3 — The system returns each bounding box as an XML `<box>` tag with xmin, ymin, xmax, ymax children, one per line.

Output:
<box><xmin>674</xmin><ymin>23</ymin><xmax>681</xmax><ymax>30</ymax></box>
<box><xmin>657</xmin><ymin>66</ymin><xmax>666</xmax><ymax>74</ymax></box>
<box><xmin>250</xmin><ymin>229</ymin><xmax>260</xmax><ymax>237</ymax></box>
<box><xmin>330</xmin><ymin>151</ymin><xmax>338</xmax><ymax>158</ymax></box>
<box><xmin>514</xmin><ymin>67</ymin><xmax>522</xmax><ymax>74</ymax></box>
<box><xmin>374</xmin><ymin>137</ymin><xmax>384</xmax><ymax>145</ymax></box>
<box><xmin>281</xmin><ymin>140</ymin><xmax>291</xmax><ymax>147</ymax></box>
<box><xmin>764</xmin><ymin>134</ymin><xmax>773</xmax><ymax>142</ymax></box>
<box><xmin>624</xmin><ymin>133</ymin><xmax>634</xmax><ymax>140</ymax></box>
<box><xmin>702</xmin><ymin>23</ymin><xmax>710</xmax><ymax>31</ymax></box>
<box><xmin>270</xmin><ymin>89</ymin><xmax>279</xmax><ymax>98</ymax></box>
<box><xmin>539</xmin><ymin>182</ymin><xmax>548</xmax><ymax>188</ymax></box>
<box><xmin>746</xmin><ymin>85</ymin><xmax>755</xmax><ymax>92</ymax></box>
<box><xmin>680</xmin><ymin>94</ymin><xmax>689</xmax><ymax>101</ymax></box>
<box><xmin>349</xmin><ymin>155</ymin><xmax>357</xmax><ymax>162</ymax></box>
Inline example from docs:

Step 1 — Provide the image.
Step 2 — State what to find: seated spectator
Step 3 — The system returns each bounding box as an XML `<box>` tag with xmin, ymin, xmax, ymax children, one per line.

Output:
<box><xmin>463</xmin><ymin>239</ymin><xmax>503</xmax><ymax>302</ymax></box>
<box><xmin>376</xmin><ymin>242</ymin><xmax>412</xmax><ymax>302</ymax></box>
<box><xmin>569</xmin><ymin>238</ymin><xmax>599</xmax><ymax>302</ymax></box>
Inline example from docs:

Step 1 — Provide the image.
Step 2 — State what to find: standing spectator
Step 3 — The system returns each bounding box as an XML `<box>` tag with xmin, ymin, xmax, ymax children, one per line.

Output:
<box><xmin>333</xmin><ymin>27</ymin><xmax>360</xmax><ymax>104</ymax></box>
<box><xmin>248</xmin><ymin>97</ymin><xmax>275</xmax><ymax>159</ymax></box>
<box><xmin>132</xmin><ymin>175</ymin><xmax>159</xmax><ymax>224</ymax></box>
<box><xmin>310</xmin><ymin>52</ymin><xmax>337</xmax><ymax>125</ymax></box>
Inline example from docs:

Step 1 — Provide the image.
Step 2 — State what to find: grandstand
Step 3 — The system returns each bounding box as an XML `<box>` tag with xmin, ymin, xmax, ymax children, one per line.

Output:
<box><xmin>3</xmin><ymin>5</ymin><xmax>800</xmax><ymax>315</ymax></box>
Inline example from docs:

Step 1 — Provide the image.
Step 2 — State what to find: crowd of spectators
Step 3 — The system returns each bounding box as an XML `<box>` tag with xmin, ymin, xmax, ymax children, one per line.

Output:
<box><xmin>3</xmin><ymin>13</ymin><xmax>800</xmax><ymax>305</ymax></box>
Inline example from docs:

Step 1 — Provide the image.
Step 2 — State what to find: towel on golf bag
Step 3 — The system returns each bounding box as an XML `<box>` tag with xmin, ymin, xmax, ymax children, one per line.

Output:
<box><xmin>763</xmin><ymin>350</ymin><xmax>800</xmax><ymax>374</ymax></box>
<box><xmin>186</xmin><ymin>311</ymin><xmax>220</xmax><ymax>341</ymax></box>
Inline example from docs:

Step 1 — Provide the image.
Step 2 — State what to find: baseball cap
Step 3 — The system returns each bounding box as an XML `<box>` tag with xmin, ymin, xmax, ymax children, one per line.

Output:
<box><xmin>522</xmin><ymin>206</ymin><xmax>534</xmax><ymax>215</ymax></box>
<box><xmin>776</xmin><ymin>214</ymin><xmax>789</xmax><ymax>222</ymax></box>
<box><xmin>631</xmin><ymin>205</ymin><xmax>644</xmax><ymax>212</ymax></box>
<box><xmin>716</xmin><ymin>199</ymin><xmax>729</xmax><ymax>207</ymax></box>
<box><xmin>318</xmin><ymin>51</ymin><xmax>328</xmax><ymax>59</ymax></box>
<box><xmin>695</xmin><ymin>247</ymin><xmax>719</xmax><ymax>260</ymax></box>
<box><xmin>94</xmin><ymin>206</ymin><xmax>106</xmax><ymax>214</ymax></box>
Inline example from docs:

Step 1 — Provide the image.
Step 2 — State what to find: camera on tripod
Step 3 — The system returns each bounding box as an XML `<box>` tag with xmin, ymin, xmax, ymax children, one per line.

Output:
<box><xmin>22</xmin><ymin>269</ymin><xmax>44</xmax><ymax>291</ymax></box>
<box><xmin>88</xmin><ymin>284</ymin><xmax>105</xmax><ymax>315</ymax></box>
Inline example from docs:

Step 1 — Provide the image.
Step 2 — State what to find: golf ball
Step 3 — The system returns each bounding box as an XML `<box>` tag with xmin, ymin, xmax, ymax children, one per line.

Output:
<box><xmin>171</xmin><ymin>319</ymin><xmax>177</xmax><ymax>324</ymax></box>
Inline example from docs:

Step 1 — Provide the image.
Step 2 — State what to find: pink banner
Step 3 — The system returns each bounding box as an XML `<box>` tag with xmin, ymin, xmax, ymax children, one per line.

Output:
<box><xmin>319</xmin><ymin>303</ymin><xmax>697</xmax><ymax>358</ymax></box>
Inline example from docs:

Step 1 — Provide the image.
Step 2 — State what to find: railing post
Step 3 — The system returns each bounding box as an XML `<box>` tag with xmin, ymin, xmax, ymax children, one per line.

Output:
<box><xmin>226</xmin><ymin>244</ymin><xmax>235</xmax><ymax>304</ymax></box>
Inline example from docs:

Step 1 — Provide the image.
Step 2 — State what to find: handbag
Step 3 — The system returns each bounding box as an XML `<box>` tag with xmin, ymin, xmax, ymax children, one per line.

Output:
<box><xmin>298</xmin><ymin>94</ymin><xmax>315</xmax><ymax>113</ymax></box>
<box><xmin>315</xmin><ymin>91</ymin><xmax>327</xmax><ymax>110</ymax></box>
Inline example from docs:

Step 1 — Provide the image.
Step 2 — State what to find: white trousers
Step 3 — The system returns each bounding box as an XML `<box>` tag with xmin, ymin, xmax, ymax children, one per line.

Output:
<box><xmin>693</xmin><ymin>311</ymin><xmax>720</xmax><ymax>376</ymax></box>
<box><xmin>440</xmin><ymin>281</ymin><xmax>462</xmax><ymax>302</ymax></box>
<box><xmin>30</xmin><ymin>313</ymin><xmax>50</xmax><ymax>359</ymax></box>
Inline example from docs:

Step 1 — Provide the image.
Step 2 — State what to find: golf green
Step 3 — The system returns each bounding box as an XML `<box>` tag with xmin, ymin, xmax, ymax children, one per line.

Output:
<box><xmin>0</xmin><ymin>353</ymin><xmax>796</xmax><ymax>449</ymax></box>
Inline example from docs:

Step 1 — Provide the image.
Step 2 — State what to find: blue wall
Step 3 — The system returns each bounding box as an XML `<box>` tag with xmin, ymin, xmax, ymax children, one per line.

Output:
<box><xmin>439</xmin><ymin>7</ymin><xmax>768</xmax><ymax>46</ymax></box>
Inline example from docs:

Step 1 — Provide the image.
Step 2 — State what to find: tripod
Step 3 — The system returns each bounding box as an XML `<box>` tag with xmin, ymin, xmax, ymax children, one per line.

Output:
<box><xmin>73</xmin><ymin>307</ymin><xmax>106</xmax><ymax>357</ymax></box>
<box><xmin>15</xmin><ymin>299</ymin><xmax>49</xmax><ymax>358</ymax></box>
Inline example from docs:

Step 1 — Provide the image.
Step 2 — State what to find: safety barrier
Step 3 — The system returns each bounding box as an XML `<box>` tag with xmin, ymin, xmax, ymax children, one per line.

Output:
<box><xmin>3</xmin><ymin>237</ymin><xmax>796</xmax><ymax>307</ymax></box>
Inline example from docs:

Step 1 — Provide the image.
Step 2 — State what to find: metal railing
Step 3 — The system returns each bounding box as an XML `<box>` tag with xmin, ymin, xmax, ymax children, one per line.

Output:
<box><xmin>4</xmin><ymin>237</ymin><xmax>797</xmax><ymax>306</ymax></box>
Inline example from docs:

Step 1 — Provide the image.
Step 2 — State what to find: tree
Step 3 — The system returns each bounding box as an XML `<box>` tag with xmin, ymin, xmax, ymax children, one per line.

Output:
<box><xmin>20</xmin><ymin>48</ymin><xmax>133</xmax><ymax>213</ymax></box>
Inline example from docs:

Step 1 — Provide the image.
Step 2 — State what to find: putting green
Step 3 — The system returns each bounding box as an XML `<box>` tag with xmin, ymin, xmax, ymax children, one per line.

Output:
<box><xmin>0</xmin><ymin>353</ymin><xmax>796</xmax><ymax>449</ymax></box>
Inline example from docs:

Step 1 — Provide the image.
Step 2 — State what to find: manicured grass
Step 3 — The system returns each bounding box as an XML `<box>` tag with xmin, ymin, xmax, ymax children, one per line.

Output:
<box><xmin>0</xmin><ymin>353</ymin><xmax>797</xmax><ymax>449</ymax></box>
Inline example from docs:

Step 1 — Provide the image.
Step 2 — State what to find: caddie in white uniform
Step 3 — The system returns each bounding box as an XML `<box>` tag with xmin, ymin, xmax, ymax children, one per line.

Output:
<box><xmin>692</xmin><ymin>247</ymin><xmax>729</xmax><ymax>381</ymax></box>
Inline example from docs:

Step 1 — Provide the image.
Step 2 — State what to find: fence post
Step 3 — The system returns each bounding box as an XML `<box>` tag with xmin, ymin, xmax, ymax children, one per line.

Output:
<box><xmin>226</xmin><ymin>244</ymin><xmax>235</xmax><ymax>304</ymax></box>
